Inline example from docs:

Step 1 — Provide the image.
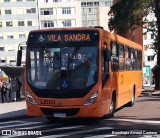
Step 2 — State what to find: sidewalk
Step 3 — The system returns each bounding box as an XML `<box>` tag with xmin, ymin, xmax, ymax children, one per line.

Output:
<box><xmin>0</xmin><ymin>99</ymin><xmax>27</xmax><ymax>121</ymax></box>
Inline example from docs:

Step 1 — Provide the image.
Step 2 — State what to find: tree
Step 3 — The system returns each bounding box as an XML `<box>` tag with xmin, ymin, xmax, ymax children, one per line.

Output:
<box><xmin>108</xmin><ymin>0</ymin><xmax>160</xmax><ymax>89</ymax></box>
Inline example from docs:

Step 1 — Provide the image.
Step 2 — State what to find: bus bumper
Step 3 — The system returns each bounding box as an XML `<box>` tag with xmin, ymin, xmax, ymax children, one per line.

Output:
<box><xmin>26</xmin><ymin>101</ymin><xmax>102</xmax><ymax>118</ymax></box>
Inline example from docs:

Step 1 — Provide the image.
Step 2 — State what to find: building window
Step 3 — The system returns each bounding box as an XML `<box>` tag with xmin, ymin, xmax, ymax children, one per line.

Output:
<box><xmin>7</xmin><ymin>35</ymin><xmax>14</xmax><ymax>39</ymax></box>
<box><xmin>53</xmin><ymin>0</ymin><xmax>61</xmax><ymax>2</ymax></box>
<box><xmin>151</xmin><ymin>34</ymin><xmax>154</xmax><ymax>39</ymax></box>
<box><xmin>19</xmin><ymin>34</ymin><xmax>26</xmax><ymax>38</ymax></box>
<box><xmin>6</xmin><ymin>21</ymin><xmax>12</xmax><ymax>27</ymax></box>
<box><xmin>1</xmin><ymin>59</ymin><xmax>6</xmax><ymax>63</ymax></box>
<box><xmin>27</xmin><ymin>21</ymin><xmax>32</xmax><ymax>26</ymax></box>
<box><xmin>87</xmin><ymin>2</ymin><xmax>93</xmax><ymax>6</ymax></box>
<box><xmin>81</xmin><ymin>2</ymin><xmax>86</xmax><ymax>7</ymax></box>
<box><xmin>147</xmin><ymin>56</ymin><xmax>154</xmax><ymax>61</ymax></box>
<box><xmin>40</xmin><ymin>8</ymin><xmax>53</xmax><ymax>15</ymax></box>
<box><xmin>105</xmin><ymin>1</ymin><xmax>113</xmax><ymax>6</ymax></box>
<box><xmin>62</xmin><ymin>20</ymin><xmax>71</xmax><ymax>27</ymax></box>
<box><xmin>0</xmin><ymin>22</ymin><xmax>2</xmax><ymax>27</ymax></box>
<box><xmin>41</xmin><ymin>21</ymin><xmax>54</xmax><ymax>28</ymax></box>
<box><xmin>18</xmin><ymin>21</ymin><xmax>25</xmax><ymax>26</ymax></box>
<box><xmin>5</xmin><ymin>10</ymin><xmax>11</xmax><ymax>14</ymax></box>
<box><xmin>26</xmin><ymin>8</ymin><xmax>36</xmax><ymax>13</ymax></box>
<box><xmin>62</xmin><ymin>8</ymin><xmax>71</xmax><ymax>14</ymax></box>
<box><xmin>0</xmin><ymin>33</ymin><xmax>3</xmax><ymax>39</ymax></box>
<box><xmin>94</xmin><ymin>2</ymin><xmax>99</xmax><ymax>6</ymax></box>
<box><xmin>4</xmin><ymin>0</ymin><xmax>10</xmax><ymax>2</ymax></box>
<box><xmin>0</xmin><ymin>47</ymin><xmax>5</xmax><ymax>51</ymax></box>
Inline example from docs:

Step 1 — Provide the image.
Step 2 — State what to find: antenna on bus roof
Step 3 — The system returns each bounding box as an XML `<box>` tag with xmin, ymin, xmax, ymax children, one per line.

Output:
<box><xmin>94</xmin><ymin>26</ymin><xmax>104</xmax><ymax>29</ymax></box>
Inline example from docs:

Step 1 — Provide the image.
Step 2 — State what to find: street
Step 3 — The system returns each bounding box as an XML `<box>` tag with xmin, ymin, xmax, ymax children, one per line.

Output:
<box><xmin>0</xmin><ymin>94</ymin><xmax>160</xmax><ymax>138</ymax></box>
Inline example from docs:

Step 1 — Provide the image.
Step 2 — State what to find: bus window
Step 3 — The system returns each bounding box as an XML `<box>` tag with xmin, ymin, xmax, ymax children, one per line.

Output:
<box><xmin>111</xmin><ymin>41</ymin><xmax>118</xmax><ymax>71</ymax></box>
<box><xmin>131</xmin><ymin>48</ymin><xmax>135</xmax><ymax>70</ymax></box>
<box><xmin>124</xmin><ymin>46</ymin><xmax>131</xmax><ymax>70</ymax></box>
<box><xmin>118</xmin><ymin>44</ymin><xmax>125</xmax><ymax>70</ymax></box>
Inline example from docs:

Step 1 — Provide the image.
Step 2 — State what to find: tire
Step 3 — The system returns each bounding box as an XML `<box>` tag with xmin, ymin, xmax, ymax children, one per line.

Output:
<box><xmin>108</xmin><ymin>95</ymin><xmax>116</xmax><ymax>117</ymax></box>
<box><xmin>127</xmin><ymin>90</ymin><xmax>135</xmax><ymax>107</ymax></box>
<box><xmin>102</xmin><ymin>95</ymin><xmax>116</xmax><ymax>119</ymax></box>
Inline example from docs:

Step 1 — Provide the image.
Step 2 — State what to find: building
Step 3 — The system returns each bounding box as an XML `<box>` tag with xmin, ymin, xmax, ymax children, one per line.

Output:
<box><xmin>81</xmin><ymin>0</ymin><xmax>112</xmax><ymax>30</ymax></box>
<box><xmin>0</xmin><ymin>0</ymin><xmax>113</xmax><ymax>67</ymax></box>
<box><xmin>143</xmin><ymin>12</ymin><xmax>157</xmax><ymax>70</ymax></box>
<box><xmin>0</xmin><ymin>0</ymin><xmax>39</xmax><ymax>66</ymax></box>
<box><xmin>38</xmin><ymin>0</ymin><xmax>82</xmax><ymax>28</ymax></box>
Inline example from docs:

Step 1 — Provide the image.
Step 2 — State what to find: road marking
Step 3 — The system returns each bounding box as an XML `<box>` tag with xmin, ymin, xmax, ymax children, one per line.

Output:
<box><xmin>85</xmin><ymin>135</ymin><xmax>116</xmax><ymax>138</ymax></box>
<box><xmin>0</xmin><ymin>121</ymin><xmax>43</xmax><ymax>129</ymax></box>
<box><xmin>18</xmin><ymin>123</ymin><xmax>58</xmax><ymax>130</ymax></box>
<box><xmin>109</xmin><ymin>118</ymin><xmax>160</xmax><ymax>124</ymax></box>
<box><xmin>0</xmin><ymin>120</ymin><xmax>25</xmax><ymax>126</ymax></box>
<box><xmin>41</xmin><ymin>125</ymin><xmax>85</xmax><ymax>134</ymax></box>
<box><xmin>38</xmin><ymin>126</ymin><xmax>114</xmax><ymax>138</ymax></box>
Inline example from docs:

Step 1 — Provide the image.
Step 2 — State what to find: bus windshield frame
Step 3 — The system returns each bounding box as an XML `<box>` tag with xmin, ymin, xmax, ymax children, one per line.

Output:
<box><xmin>26</xmin><ymin>30</ymin><xmax>99</xmax><ymax>96</ymax></box>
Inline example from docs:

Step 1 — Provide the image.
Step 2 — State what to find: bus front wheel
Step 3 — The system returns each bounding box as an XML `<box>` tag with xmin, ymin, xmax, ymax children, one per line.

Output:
<box><xmin>102</xmin><ymin>95</ymin><xmax>116</xmax><ymax>119</ymax></box>
<box><xmin>127</xmin><ymin>89</ymin><xmax>135</xmax><ymax>107</ymax></box>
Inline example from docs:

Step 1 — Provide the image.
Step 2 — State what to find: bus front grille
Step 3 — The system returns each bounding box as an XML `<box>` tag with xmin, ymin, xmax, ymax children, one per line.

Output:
<box><xmin>40</xmin><ymin>108</ymin><xmax>80</xmax><ymax>117</ymax></box>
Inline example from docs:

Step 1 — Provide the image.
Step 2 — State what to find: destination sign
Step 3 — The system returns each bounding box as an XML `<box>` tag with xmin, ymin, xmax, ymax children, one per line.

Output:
<box><xmin>28</xmin><ymin>30</ymin><xmax>99</xmax><ymax>43</ymax></box>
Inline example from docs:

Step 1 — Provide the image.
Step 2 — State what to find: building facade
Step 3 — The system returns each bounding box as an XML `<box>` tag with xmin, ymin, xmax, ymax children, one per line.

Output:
<box><xmin>0</xmin><ymin>0</ymin><xmax>112</xmax><ymax>67</ymax></box>
<box><xmin>0</xmin><ymin>0</ymin><xmax>39</xmax><ymax>66</ymax></box>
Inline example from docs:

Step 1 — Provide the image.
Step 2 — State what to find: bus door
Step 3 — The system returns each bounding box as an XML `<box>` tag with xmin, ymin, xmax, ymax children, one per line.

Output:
<box><xmin>101</xmin><ymin>48</ymin><xmax>111</xmax><ymax>115</ymax></box>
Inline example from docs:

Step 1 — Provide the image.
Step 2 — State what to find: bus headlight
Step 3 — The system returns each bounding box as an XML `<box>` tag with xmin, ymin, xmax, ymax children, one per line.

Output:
<box><xmin>25</xmin><ymin>91</ymin><xmax>37</xmax><ymax>105</ymax></box>
<box><xmin>84</xmin><ymin>91</ymin><xmax>99</xmax><ymax>106</ymax></box>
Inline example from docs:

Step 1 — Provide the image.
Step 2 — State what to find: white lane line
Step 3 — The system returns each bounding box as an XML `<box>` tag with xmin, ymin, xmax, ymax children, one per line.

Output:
<box><xmin>18</xmin><ymin>123</ymin><xmax>58</xmax><ymax>130</ymax></box>
<box><xmin>85</xmin><ymin>135</ymin><xmax>116</xmax><ymax>138</ymax></box>
<box><xmin>109</xmin><ymin>118</ymin><xmax>160</xmax><ymax>124</ymax></box>
<box><xmin>38</xmin><ymin>135</ymin><xmax>67</xmax><ymax>138</ymax></box>
<box><xmin>38</xmin><ymin>126</ymin><xmax>114</xmax><ymax>138</ymax></box>
<box><xmin>41</xmin><ymin>125</ymin><xmax>85</xmax><ymax>133</ymax></box>
<box><xmin>0</xmin><ymin>121</ymin><xmax>43</xmax><ymax>129</ymax></box>
<box><xmin>0</xmin><ymin>120</ymin><xmax>25</xmax><ymax>125</ymax></box>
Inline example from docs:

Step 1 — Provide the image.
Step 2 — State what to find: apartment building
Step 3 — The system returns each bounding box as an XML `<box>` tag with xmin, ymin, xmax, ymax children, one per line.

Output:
<box><xmin>0</xmin><ymin>0</ymin><xmax>39</xmax><ymax>66</ymax></box>
<box><xmin>143</xmin><ymin>12</ymin><xmax>157</xmax><ymax>70</ymax></box>
<box><xmin>81</xmin><ymin>0</ymin><xmax>112</xmax><ymax>30</ymax></box>
<box><xmin>0</xmin><ymin>0</ymin><xmax>112</xmax><ymax>68</ymax></box>
<box><xmin>38</xmin><ymin>0</ymin><xmax>82</xmax><ymax>28</ymax></box>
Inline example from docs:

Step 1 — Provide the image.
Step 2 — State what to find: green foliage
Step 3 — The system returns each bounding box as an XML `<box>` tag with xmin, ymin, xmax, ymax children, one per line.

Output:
<box><xmin>108</xmin><ymin>0</ymin><xmax>153</xmax><ymax>34</ymax></box>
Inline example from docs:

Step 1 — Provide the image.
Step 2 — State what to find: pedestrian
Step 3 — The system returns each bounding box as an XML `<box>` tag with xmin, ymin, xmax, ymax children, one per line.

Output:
<box><xmin>1</xmin><ymin>82</ymin><xmax>10</xmax><ymax>103</ymax></box>
<box><xmin>10</xmin><ymin>76</ymin><xmax>18</xmax><ymax>102</ymax></box>
<box><xmin>16</xmin><ymin>78</ymin><xmax>22</xmax><ymax>99</ymax></box>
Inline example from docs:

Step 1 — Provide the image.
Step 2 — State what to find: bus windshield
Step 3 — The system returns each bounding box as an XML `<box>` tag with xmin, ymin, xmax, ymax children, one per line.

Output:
<box><xmin>27</xmin><ymin>46</ymin><xmax>98</xmax><ymax>90</ymax></box>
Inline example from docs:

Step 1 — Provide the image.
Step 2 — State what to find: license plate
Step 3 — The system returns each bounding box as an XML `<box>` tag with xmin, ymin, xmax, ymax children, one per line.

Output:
<box><xmin>53</xmin><ymin>113</ymin><xmax>66</xmax><ymax>118</ymax></box>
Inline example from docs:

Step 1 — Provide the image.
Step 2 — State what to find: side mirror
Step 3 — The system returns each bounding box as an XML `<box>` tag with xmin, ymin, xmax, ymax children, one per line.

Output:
<box><xmin>103</xmin><ymin>49</ymin><xmax>111</xmax><ymax>62</ymax></box>
<box><xmin>16</xmin><ymin>46</ymin><xmax>22</xmax><ymax>66</ymax></box>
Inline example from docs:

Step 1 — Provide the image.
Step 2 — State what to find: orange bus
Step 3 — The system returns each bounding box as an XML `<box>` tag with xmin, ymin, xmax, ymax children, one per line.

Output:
<box><xmin>24</xmin><ymin>27</ymin><xmax>142</xmax><ymax>120</ymax></box>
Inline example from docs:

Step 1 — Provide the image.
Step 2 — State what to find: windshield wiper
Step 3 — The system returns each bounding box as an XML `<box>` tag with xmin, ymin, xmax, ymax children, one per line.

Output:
<box><xmin>68</xmin><ymin>47</ymin><xmax>80</xmax><ymax>64</ymax></box>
